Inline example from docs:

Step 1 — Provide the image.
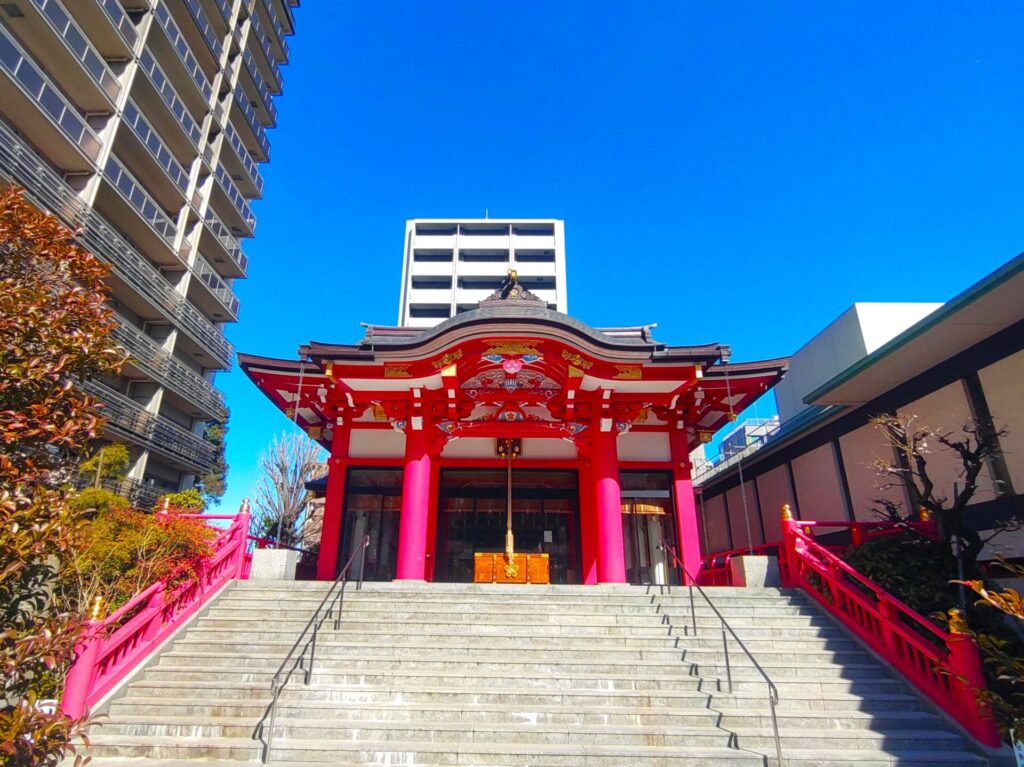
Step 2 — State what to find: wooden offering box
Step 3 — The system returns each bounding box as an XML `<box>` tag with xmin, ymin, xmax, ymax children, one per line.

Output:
<box><xmin>473</xmin><ymin>552</ymin><xmax>550</xmax><ymax>584</ymax></box>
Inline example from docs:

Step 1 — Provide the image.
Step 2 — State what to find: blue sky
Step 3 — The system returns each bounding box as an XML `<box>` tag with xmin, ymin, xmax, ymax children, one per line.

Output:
<box><xmin>213</xmin><ymin>1</ymin><xmax>1024</xmax><ymax>513</ymax></box>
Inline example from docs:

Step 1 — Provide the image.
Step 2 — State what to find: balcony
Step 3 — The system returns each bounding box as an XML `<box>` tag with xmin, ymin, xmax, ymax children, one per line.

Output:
<box><xmin>246</xmin><ymin>8</ymin><xmax>282</xmax><ymax>92</ymax></box>
<box><xmin>0</xmin><ymin>25</ymin><xmax>101</xmax><ymax>172</ymax></box>
<box><xmin>201</xmin><ymin>0</ymin><xmax>232</xmax><ymax>32</ymax></box>
<box><xmin>11</xmin><ymin>0</ymin><xmax>121</xmax><ymax>113</ymax></box>
<box><xmin>211</xmin><ymin>161</ymin><xmax>256</xmax><ymax>235</ymax></box>
<box><xmin>188</xmin><ymin>252</ymin><xmax>239</xmax><ymax>322</ymax></box>
<box><xmin>228</xmin><ymin>84</ymin><xmax>270</xmax><ymax>161</ymax></box>
<box><xmin>0</xmin><ymin>120</ymin><xmax>234</xmax><ymax>369</ymax></box>
<box><xmin>256</xmin><ymin>0</ymin><xmax>289</xmax><ymax>63</ymax></box>
<box><xmin>167</xmin><ymin>0</ymin><xmax>223</xmax><ymax>73</ymax></box>
<box><xmin>199</xmin><ymin>206</ymin><xmax>248</xmax><ymax>277</ymax></box>
<box><xmin>118</xmin><ymin>99</ymin><xmax>190</xmax><ymax>209</ymax></box>
<box><xmin>133</xmin><ymin>49</ymin><xmax>203</xmax><ymax>156</ymax></box>
<box><xmin>112</xmin><ymin>316</ymin><xmax>227</xmax><ymax>421</ymax></box>
<box><xmin>151</xmin><ymin>0</ymin><xmax>214</xmax><ymax>110</ymax></box>
<box><xmin>512</xmin><ymin>234</ymin><xmax>556</xmax><ymax>252</ymax></box>
<box><xmin>97</xmin><ymin>155</ymin><xmax>180</xmax><ymax>265</ymax></box>
<box><xmin>81</xmin><ymin>378</ymin><xmax>216</xmax><ymax>473</ymax></box>
<box><xmin>239</xmin><ymin>47</ymin><xmax>277</xmax><ymax>124</ymax></box>
<box><xmin>410</xmin><ymin>259</ymin><xmax>455</xmax><ymax>278</ymax></box>
<box><xmin>459</xmin><ymin>234</ymin><xmax>511</xmax><ymax>251</ymax></box>
<box><xmin>65</xmin><ymin>0</ymin><xmax>137</xmax><ymax>59</ymax></box>
<box><xmin>219</xmin><ymin>120</ymin><xmax>263</xmax><ymax>197</ymax></box>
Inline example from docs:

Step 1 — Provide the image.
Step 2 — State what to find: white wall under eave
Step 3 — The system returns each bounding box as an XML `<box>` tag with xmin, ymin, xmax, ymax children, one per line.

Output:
<box><xmin>618</xmin><ymin>432</ymin><xmax>670</xmax><ymax>462</ymax></box>
<box><xmin>441</xmin><ymin>438</ymin><xmax>495</xmax><ymax>459</ymax></box>
<box><xmin>521</xmin><ymin>439</ymin><xmax>577</xmax><ymax>459</ymax></box>
<box><xmin>349</xmin><ymin>429</ymin><xmax>406</xmax><ymax>459</ymax></box>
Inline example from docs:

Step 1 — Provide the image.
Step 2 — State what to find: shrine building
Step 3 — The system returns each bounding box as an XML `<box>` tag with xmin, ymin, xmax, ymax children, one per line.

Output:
<box><xmin>240</xmin><ymin>271</ymin><xmax>787</xmax><ymax>585</ymax></box>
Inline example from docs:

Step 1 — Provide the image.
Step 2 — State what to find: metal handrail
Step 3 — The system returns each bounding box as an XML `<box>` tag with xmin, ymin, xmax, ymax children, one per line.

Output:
<box><xmin>658</xmin><ymin>540</ymin><xmax>784</xmax><ymax>767</ymax></box>
<box><xmin>252</xmin><ymin>535</ymin><xmax>369</xmax><ymax>764</ymax></box>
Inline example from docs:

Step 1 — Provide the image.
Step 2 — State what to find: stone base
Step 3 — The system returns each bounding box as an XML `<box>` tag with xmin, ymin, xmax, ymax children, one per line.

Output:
<box><xmin>249</xmin><ymin>549</ymin><xmax>299</xmax><ymax>581</ymax></box>
<box><xmin>728</xmin><ymin>555</ymin><xmax>781</xmax><ymax>588</ymax></box>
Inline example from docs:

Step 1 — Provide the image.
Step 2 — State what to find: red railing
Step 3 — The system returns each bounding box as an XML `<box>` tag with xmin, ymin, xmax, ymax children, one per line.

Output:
<box><xmin>778</xmin><ymin>509</ymin><xmax>1000</xmax><ymax>747</ymax></box>
<box><xmin>699</xmin><ymin>517</ymin><xmax>939</xmax><ymax>587</ymax></box>
<box><xmin>60</xmin><ymin>504</ymin><xmax>252</xmax><ymax>718</ymax></box>
<box><xmin>700</xmin><ymin>542</ymin><xmax>780</xmax><ymax>586</ymax></box>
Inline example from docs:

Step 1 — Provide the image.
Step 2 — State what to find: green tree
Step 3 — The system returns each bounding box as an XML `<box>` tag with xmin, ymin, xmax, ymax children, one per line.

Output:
<box><xmin>156</xmin><ymin>488</ymin><xmax>205</xmax><ymax>513</ymax></box>
<box><xmin>78</xmin><ymin>442</ymin><xmax>130</xmax><ymax>489</ymax></box>
<box><xmin>0</xmin><ymin>187</ymin><xmax>126</xmax><ymax>765</ymax></box>
<box><xmin>196</xmin><ymin>411</ymin><xmax>228</xmax><ymax>507</ymax></box>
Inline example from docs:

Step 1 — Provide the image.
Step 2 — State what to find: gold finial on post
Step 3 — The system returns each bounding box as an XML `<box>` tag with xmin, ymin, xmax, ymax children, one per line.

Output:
<box><xmin>781</xmin><ymin>504</ymin><xmax>793</xmax><ymax>521</ymax></box>
<box><xmin>918</xmin><ymin>507</ymin><xmax>931</xmax><ymax>523</ymax></box>
<box><xmin>947</xmin><ymin>608</ymin><xmax>969</xmax><ymax>635</ymax></box>
<box><xmin>91</xmin><ymin>595</ymin><xmax>104</xmax><ymax>621</ymax></box>
<box><xmin>507</xmin><ymin>268</ymin><xmax>517</xmax><ymax>285</ymax></box>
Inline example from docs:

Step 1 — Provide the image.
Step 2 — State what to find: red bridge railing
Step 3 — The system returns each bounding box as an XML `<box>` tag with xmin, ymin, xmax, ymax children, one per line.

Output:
<box><xmin>60</xmin><ymin>504</ymin><xmax>252</xmax><ymax>718</ymax></box>
<box><xmin>777</xmin><ymin>508</ymin><xmax>1000</xmax><ymax>747</ymax></box>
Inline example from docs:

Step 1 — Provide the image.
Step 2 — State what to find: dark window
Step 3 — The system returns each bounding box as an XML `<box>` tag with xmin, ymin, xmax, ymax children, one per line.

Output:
<box><xmin>409</xmin><ymin>304</ymin><xmax>451</xmax><ymax>319</ymax></box>
<box><xmin>413</xmin><ymin>249</ymin><xmax>453</xmax><ymax>262</ymax></box>
<box><xmin>416</xmin><ymin>224</ymin><xmax>457</xmax><ymax>235</ymax></box>
<box><xmin>512</xmin><ymin>225</ymin><xmax>554</xmax><ymax>236</ymax></box>
<box><xmin>515</xmin><ymin>250</ymin><xmax>556</xmax><ymax>262</ymax></box>
<box><xmin>458</xmin><ymin>277</ymin><xmax>503</xmax><ymax>290</ymax></box>
<box><xmin>460</xmin><ymin>250</ymin><xmax>509</xmax><ymax>262</ymax></box>
<box><xmin>411</xmin><ymin>276</ymin><xmax>452</xmax><ymax>290</ymax></box>
<box><xmin>518</xmin><ymin>276</ymin><xmax>556</xmax><ymax>291</ymax></box>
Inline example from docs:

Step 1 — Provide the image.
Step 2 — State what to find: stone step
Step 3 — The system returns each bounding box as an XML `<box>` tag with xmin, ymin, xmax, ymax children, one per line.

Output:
<box><xmin>105</xmin><ymin>696</ymin><xmax>952</xmax><ymax>731</ymax></box>
<box><xmin>158</xmin><ymin>647</ymin><xmax>876</xmax><ymax>672</ymax></box>
<box><xmin>217</xmin><ymin>595</ymin><xmax>822</xmax><ymax>615</ymax></box>
<box><xmin>170</xmin><ymin>636</ymin><xmax>864</xmax><ymax>659</ymax></box>
<box><xmin>81</xmin><ymin>733</ymin><xmax>988</xmax><ymax>766</ymax></box>
<box><xmin>94</xmin><ymin>714</ymin><xmax>971</xmax><ymax>752</ymax></box>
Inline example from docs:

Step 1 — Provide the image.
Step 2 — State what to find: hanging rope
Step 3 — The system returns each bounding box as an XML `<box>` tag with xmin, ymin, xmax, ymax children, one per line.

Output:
<box><xmin>723</xmin><ymin>360</ymin><xmax>755</xmax><ymax>553</ymax></box>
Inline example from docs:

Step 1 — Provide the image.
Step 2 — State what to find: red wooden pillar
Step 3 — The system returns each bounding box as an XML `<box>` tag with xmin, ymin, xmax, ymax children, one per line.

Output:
<box><xmin>577</xmin><ymin>446</ymin><xmax>598</xmax><ymax>585</ymax></box>
<box><xmin>593</xmin><ymin>427</ymin><xmax>626</xmax><ymax>583</ymax></box>
<box><xmin>670</xmin><ymin>428</ymin><xmax>702</xmax><ymax>585</ymax></box>
<box><xmin>396</xmin><ymin>427</ymin><xmax>432</xmax><ymax>580</ymax></box>
<box><xmin>316</xmin><ymin>425</ymin><xmax>349</xmax><ymax>580</ymax></box>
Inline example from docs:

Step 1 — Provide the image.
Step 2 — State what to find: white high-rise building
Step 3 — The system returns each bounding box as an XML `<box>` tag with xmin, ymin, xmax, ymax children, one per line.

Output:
<box><xmin>398</xmin><ymin>218</ymin><xmax>567</xmax><ymax>327</ymax></box>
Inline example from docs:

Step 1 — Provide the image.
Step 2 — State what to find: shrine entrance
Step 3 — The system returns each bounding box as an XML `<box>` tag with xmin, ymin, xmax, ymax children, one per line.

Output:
<box><xmin>434</xmin><ymin>468</ymin><xmax>582</xmax><ymax>584</ymax></box>
<box><xmin>620</xmin><ymin>471</ymin><xmax>682</xmax><ymax>586</ymax></box>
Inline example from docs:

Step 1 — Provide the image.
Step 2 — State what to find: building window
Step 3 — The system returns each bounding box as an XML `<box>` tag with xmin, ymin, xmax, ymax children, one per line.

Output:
<box><xmin>411</xmin><ymin>276</ymin><xmax>452</xmax><ymax>290</ymax></box>
<box><xmin>458</xmin><ymin>277</ymin><xmax>504</xmax><ymax>290</ymax></box>
<box><xmin>515</xmin><ymin>250</ymin><xmax>556</xmax><ymax>262</ymax></box>
<box><xmin>413</xmin><ymin>249</ymin><xmax>453</xmax><ymax>262</ymax></box>
<box><xmin>459</xmin><ymin>250</ymin><xmax>508</xmax><ymax>263</ymax></box>
<box><xmin>409</xmin><ymin>304</ymin><xmax>451</xmax><ymax>319</ymax></box>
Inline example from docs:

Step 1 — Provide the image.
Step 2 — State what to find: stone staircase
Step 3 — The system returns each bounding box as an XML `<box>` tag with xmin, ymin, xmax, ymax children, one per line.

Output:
<box><xmin>79</xmin><ymin>581</ymin><xmax>992</xmax><ymax>766</ymax></box>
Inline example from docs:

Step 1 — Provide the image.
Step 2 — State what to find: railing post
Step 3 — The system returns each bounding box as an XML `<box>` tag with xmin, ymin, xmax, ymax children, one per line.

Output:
<box><xmin>947</xmin><ymin>609</ymin><xmax>1001</xmax><ymax>747</ymax></box>
<box><xmin>779</xmin><ymin>505</ymin><xmax>796</xmax><ymax>587</ymax></box>
<box><xmin>141</xmin><ymin>586</ymin><xmax>167</xmax><ymax>644</ymax></box>
<box><xmin>235</xmin><ymin>499</ymin><xmax>252</xmax><ymax>580</ymax></box>
<box><xmin>60</xmin><ymin>621</ymin><xmax>102</xmax><ymax>718</ymax></box>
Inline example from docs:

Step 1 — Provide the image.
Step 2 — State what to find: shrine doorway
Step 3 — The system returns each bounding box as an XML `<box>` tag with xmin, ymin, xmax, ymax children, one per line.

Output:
<box><xmin>338</xmin><ymin>468</ymin><xmax>402</xmax><ymax>580</ymax></box>
<box><xmin>620</xmin><ymin>471</ymin><xmax>682</xmax><ymax>586</ymax></box>
<box><xmin>434</xmin><ymin>468</ymin><xmax>582</xmax><ymax>584</ymax></box>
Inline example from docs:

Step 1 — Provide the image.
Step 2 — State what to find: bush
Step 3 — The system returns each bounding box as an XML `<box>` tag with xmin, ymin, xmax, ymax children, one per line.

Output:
<box><xmin>156</xmin><ymin>488</ymin><xmax>204</xmax><ymax>513</ymax></box>
<box><xmin>61</xmin><ymin>507</ymin><xmax>217</xmax><ymax>615</ymax></box>
<box><xmin>843</xmin><ymin>531</ymin><xmax>962</xmax><ymax>622</ymax></box>
<box><xmin>68</xmin><ymin>487</ymin><xmax>131</xmax><ymax>516</ymax></box>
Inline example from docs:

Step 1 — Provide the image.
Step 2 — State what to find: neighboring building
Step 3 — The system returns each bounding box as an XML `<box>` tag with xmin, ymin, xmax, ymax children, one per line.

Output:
<box><xmin>718</xmin><ymin>416</ymin><xmax>780</xmax><ymax>460</ymax></box>
<box><xmin>242</xmin><ymin>272</ymin><xmax>787</xmax><ymax>584</ymax></box>
<box><xmin>398</xmin><ymin>219</ymin><xmax>567</xmax><ymax>327</ymax></box>
<box><xmin>0</xmin><ymin>0</ymin><xmax>297</xmax><ymax>506</ymax></box>
<box><xmin>696</xmin><ymin>254</ymin><xmax>1024</xmax><ymax>563</ymax></box>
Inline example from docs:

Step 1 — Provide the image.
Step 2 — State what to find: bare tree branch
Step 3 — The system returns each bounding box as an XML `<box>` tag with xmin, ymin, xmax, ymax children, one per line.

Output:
<box><xmin>253</xmin><ymin>431</ymin><xmax>326</xmax><ymax>548</ymax></box>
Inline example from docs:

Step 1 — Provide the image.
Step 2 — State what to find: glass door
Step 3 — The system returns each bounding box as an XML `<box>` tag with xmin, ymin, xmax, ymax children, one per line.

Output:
<box><xmin>338</xmin><ymin>468</ymin><xmax>402</xmax><ymax>580</ymax></box>
<box><xmin>620</xmin><ymin>471</ymin><xmax>681</xmax><ymax>586</ymax></box>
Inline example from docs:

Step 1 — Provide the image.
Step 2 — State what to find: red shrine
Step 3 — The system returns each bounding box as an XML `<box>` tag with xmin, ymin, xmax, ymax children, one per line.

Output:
<box><xmin>240</xmin><ymin>274</ymin><xmax>787</xmax><ymax>585</ymax></box>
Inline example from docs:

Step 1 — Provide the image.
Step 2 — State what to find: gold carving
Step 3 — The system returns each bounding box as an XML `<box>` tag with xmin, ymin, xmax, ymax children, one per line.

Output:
<box><xmin>383</xmin><ymin>364</ymin><xmax>411</xmax><ymax>378</ymax></box>
<box><xmin>308</xmin><ymin>426</ymin><xmax>322</xmax><ymax>440</ymax></box>
<box><xmin>371</xmin><ymin>404</ymin><xmax>388</xmax><ymax>421</ymax></box>
<box><xmin>781</xmin><ymin>504</ymin><xmax>793</xmax><ymax>521</ymax></box>
<box><xmin>431</xmin><ymin>349</ymin><xmax>463</xmax><ymax>369</ymax></box>
<box><xmin>561</xmin><ymin>350</ymin><xmax>593</xmax><ymax>370</ymax></box>
<box><xmin>614</xmin><ymin>365</ymin><xmax>641</xmax><ymax>380</ymax></box>
<box><xmin>698</xmin><ymin>430</ymin><xmax>713</xmax><ymax>444</ymax></box>
<box><xmin>567</xmin><ymin>365</ymin><xmax>584</xmax><ymax>379</ymax></box>
<box><xmin>482</xmin><ymin>341</ymin><xmax>542</xmax><ymax>357</ymax></box>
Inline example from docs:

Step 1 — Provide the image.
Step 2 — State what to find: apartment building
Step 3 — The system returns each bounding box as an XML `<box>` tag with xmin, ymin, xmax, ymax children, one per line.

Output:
<box><xmin>0</xmin><ymin>0</ymin><xmax>297</xmax><ymax>507</ymax></box>
<box><xmin>398</xmin><ymin>219</ymin><xmax>567</xmax><ymax>327</ymax></box>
